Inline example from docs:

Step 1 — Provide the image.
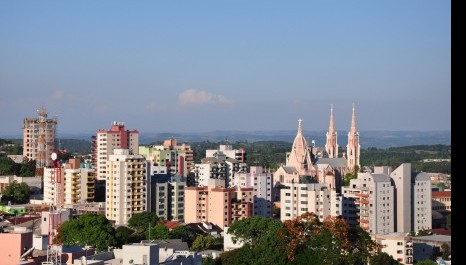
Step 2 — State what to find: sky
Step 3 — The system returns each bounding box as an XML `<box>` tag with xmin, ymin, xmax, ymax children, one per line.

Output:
<box><xmin>0</xmin><ymin>1</ymin><xmax>451</xmax><ymax>136</ymax></box>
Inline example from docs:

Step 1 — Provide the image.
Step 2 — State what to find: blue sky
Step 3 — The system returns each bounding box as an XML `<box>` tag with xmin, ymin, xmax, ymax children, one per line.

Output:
<box><xmin>0</xmin><ymin>1</ymin><xmax>450</xmax><ymax>135</ymax></box>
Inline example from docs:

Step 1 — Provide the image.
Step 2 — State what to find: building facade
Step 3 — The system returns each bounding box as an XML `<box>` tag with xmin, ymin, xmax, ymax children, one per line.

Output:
<box><xmin>206</xmin><ymin>144</ymin><xmax>247</xmax><ymax>163</ymax></box>
<box><xmin>412</xmin><ymin>172</ymin><xmax>432</xmax><ymax>232</ymax></box>
<box><xmin>233</xmin><ymin>166</ymin><xmax>273</xmax><ymax>217</ymax></box>
<box><xmin>184</xmin><ymin>185</ymin><xmax>253</xmax><ymax>229</ymax></box>
<box><xmin>22</xmin><ymin>107</ymin><xmax>57</xmax><ymax>170</ymax></box>
<box><xmin>431</xmin><ymin>191</ymin><xmax>451</xmax><ymax>213</ymax></box>
<box><xmin>139</xmin><ymin>138</ymin><xmax>194</xmax><ymax>177</ymax></box>
<box><xmin>342</xmin><ymin>172</ymin><xmax>395</xmax><ymax>235</ymax></box>
<box><xmin>105</xmin><ymin>149</ymin><xmax>146</xmax><ymax>226</ymax></box>
<box><xmin>92</xmin><ymin>121</ymin><xmax>139</xmax><ymax>181</ymax></box>
<box><xmin>372</xmin><ymin>233</ymin><xmax>414</xmax><ymax>264</ymax></box>
<box><xmin>281</xmin><ymin>182</ymin><xmax>341</xmax><ymax>222</ymax></box>
<box><xmin>148</xmin><ymin>173</ymin><xmax>185</xmax><ymax>222</ymax></box>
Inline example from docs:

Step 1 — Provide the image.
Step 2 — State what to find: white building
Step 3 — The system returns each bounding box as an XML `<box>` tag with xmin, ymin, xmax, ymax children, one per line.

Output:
<box><xmin>412</xmin><ymin>172</ymin><xmax>432</xmax><ymax>232</ymax></box>
<box><xmin>105</xmin><ymin>149</ymin><xmax>147</xmax><ymax>226</ymax></box>
<box><xmin>206</xmin><ymin>144</ymin><xmax>247</xmax><ymax>163</ymax></box>
<box><xmin>281</xmin><ymin>182</ymin><xmax>341</xmax><ymax>222</ymax></box>
<box><xmin>92</xmin><ymin>121</ymin><xmax>139</xmax><ymax>181</ymax></box>
<box><xmin>234</xmin><ymin>166</ymin><xmax>273</xmax><ymax>217</ymax></box>
<box><xmin>372</xmin><ymin>233</ymin><xmax>414</xmax><ymax>264</ymax></box>
<box><xmin>342</xmin><ymin>172</ymin><xmax>394</xmax><ymax>235</ymax></box>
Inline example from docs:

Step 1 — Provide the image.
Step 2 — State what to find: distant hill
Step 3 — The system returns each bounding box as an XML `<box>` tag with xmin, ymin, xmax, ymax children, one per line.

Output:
<box><xmin>1</xmin><ymin>130</ymin><xmax>450</xmax><ymax>152</ymax></box>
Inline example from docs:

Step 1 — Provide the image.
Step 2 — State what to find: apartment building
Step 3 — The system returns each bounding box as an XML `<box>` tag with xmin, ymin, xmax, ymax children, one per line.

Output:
<box><xmin>372</xmin><ymin>233</ymin><xmax>414</xmax><ymax>264</ymax></box>
<box><xmin>139</xmin><ymin>138</ymin><xmax>194</xmax><ymax>177</ymax></box>
<box><xmin>22</xmin><ymin>107</ymin><xmax>57</xmax><ymax>170</ymax></box>
<box><xmin>92</xmin><ymin>121</ymin><xmax>139</xmax><ymax>181</ymax></box>
<box><xmin>342</xmin><ymin>172</ymin><xmax>394</xmax><ymax>235</ymax></box>
<box><xmin>105</xmin><ymin>149</ymin><xmax>146</xmax><ymax>226</ymax></box>
<box><xmin>281</xmin><ymin>182</ymin><xmax>341</xmax><ymax>222</ymax></box>
<box><xmin>233</xmin><ymin>166</ymin><xmax>273</xmax><ymax>217</ymax></box>
<box><xmin>195</xmin><ymin>152</ymin><xmax>247</xmax><ymax>187</ymax></box>
<box><xmin>412</xmin><ymin>172</ymin><xmax>432</xmax><ymax>232</ymax></box>
<box><xmin>184</xmin><ymin>184</ymin><xmax>253</xmax><ymax>229</ymax></box>
<box><xmin>148</xmin><ymin>173</ymin><xmax>185</xmax><ymax>222</ymax></box>
<box><xmin>43</xmin><ymin>158</ymin><xmax>95</xmax><ymax>206</ymax></box>
<box><xmin>206</xmin><ymin>144</ymin><xmax>247</xmax><ymax>163</ymax></box>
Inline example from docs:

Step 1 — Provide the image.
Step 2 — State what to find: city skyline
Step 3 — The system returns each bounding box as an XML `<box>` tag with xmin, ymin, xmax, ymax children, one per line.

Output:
<box><xmin>0</xmin><ymin>1</ymin><xmax>451</xmax><ymax>134</ymax></box>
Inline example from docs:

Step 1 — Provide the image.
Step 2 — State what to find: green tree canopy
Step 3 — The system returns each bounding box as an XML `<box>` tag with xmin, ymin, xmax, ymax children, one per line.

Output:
<box><xmin>169</xmin><ymin>225</ymin><xmax>196</xmax><ymax>246</ymax></box>
<box><xmin>369</xmin><ymin>252</ymin><xmax>400</xmax><ymax>265</ymax></box>
<box><xmin>1</xmin><ymin>180</ymin><xmax>30</xmax><ymax>204</ymax></box>
<box><xmin>415</xmin><ymin>259</ymin><xmax>437</xmax><ymax>265</ymax></box>
<box><xmin>128</xmin><ymin>212</ymin><xmax>160</xmax><ymax>232</ymax></box>
<box><xmin>146</xmin><ymin>223</ymin><xmax>169</xmax><ymax>241</ymax></box>
<box><xmin>56</xmin><ymin>213</ymin><xmax>117</xmax><ymax>251</ymax></box>
<box><xmin>190</xmin><ymin>234</ymin><xmax>215</xmax><ymax>251</ymax></box>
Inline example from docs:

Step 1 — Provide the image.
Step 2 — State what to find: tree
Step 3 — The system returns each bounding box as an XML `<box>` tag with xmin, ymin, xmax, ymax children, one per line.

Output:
<box><xmin>369</xmin><ymin>252</ymin><xmax>400</xmax><ymax>265</ymax></box>
<box><xmin>128</xmin><ymin>212</ymin><xmax>160</xmax><ymax>232</ymax></box>
<box><xmin>56</xmin><ymin>213</ymin><xmax>117</xmax><ymax>251</ymax></box>
<box><xmin>441</xmin><ymin>242</ymin><xmax>450</xmax><ymax>260</ymax></box>
<box><xmin>1</xmin><ymin>180</ymin><xmax>30</xmax><ymax>204</ymax></box>
<box><xmin>190</xmin><ymin>234</ymin><xmax>215</xmax><ymax>251</ymax></box>
<box><xmin>115</xmin><ymin>226</ymin><xmax>140</xmax><ymax>247</ymax></box>
<box><xmin>146</xmin><ymin>223</ymin><xmax>169</xmax><ymax>240</ymax></box>
<box><xmin>169</xmin><ymin>225</ymin><xmax>195</xmax><ymax>246</ymax></box>
<box><xmin>415</xmin><ymin>259</ymin><xmax>437</xmax><ymax>265</ymax></box>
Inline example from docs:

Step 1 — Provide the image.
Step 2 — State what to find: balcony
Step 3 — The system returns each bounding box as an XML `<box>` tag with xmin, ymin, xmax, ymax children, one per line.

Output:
<box><xmin>357</xmin><ymin>219</ymin><xmax>369</xmax><ymax>224</ymax></box>
<box><xmin>356</xmin><ymin>193</ymin><xmax>369</xmax><ymax>198</ymax></box>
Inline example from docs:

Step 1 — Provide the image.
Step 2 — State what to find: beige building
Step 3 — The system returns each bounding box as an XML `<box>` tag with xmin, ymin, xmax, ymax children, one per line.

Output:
<box><xmin>43</xmin><ymin>158</ymin><xmax>95</xmax><ymax>206</ymax></box>
<box><xmin>372</xmin><ymin>233</ymin><xmax>414</xmax><ymax>264</ymax></box>
<box><xmin>22</xmin><ymin>106</ymin><xmax>57</xmax><ymax>170</ymax></box>
<box><xmin>140</xmin><ymin>138</ymin><xmax>194</xmax><ymax>177</ymax></box>
<box><xmin>432</xmin><ymin>191</ymin><xmax>451</xmax><ymax>213</ymax></box>
<box><xmin>184</xmin><ymin>184</ymin><xmax>253</xmax><ymax>229</ymax></box>
<box><xmin>92</xmin><ymin>121</ymin><xmax>139</xmax><ymax>181</ymax></box>
<box><xmin>281</xmin><ymin>182</ymin><xmax>341</xmax><ymax>222</ymax></box>
<box><xmin>106</xmin><ymin>149</ymin><xmax>146</xmax><ymax>226</ymax></box>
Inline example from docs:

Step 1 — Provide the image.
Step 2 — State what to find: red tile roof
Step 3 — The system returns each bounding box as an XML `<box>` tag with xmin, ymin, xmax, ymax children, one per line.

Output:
<box><xmin>430</xmin><ymin>228</ymin><xmax>451</xmax><ymax>236</ymax></box>
<box><xmin>432</xmin><ymin>191</ymin><xmax>451</xmax><ymax>198</ymax></box>
<box><xmin>163</xmin><ymin>221</ymin><xmax>182</xmax><ymax>230</ymax></box>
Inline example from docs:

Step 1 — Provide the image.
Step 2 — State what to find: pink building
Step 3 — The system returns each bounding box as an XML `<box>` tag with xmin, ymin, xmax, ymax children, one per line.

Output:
<box><xmin>0</xmin><ymin>229</ymin><xmax>33</xmax><ymax>265</ymax></box>
<box><xmin>184</xmin><ymin>185</ymin><xmax>253</xmax><ymax>229</ymax></box>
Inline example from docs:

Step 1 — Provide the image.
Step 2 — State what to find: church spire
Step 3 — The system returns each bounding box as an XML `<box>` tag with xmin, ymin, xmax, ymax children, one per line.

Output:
<box><xmin>298</xmin><ymin>118</ymin><xmax>303</xmax><ymax>134</ymax></box>
<box><xmin>325</xmin><ymin>104</ymin><xmax>338</xmax><ymax>158</ymax></box>
<box><xmin>350</xmin><ymin>103</ymin><xmax>357</xmax><ymax>134</ymax></box>
<box><xmin>329</xmin><ymin>104</ymin><xmax>335</xmax><ymax>133</ymax></box>
<box><xmin>347</xmin><ymin>103</ymin><xmax>360</xmax><ymax>171</ymax></box>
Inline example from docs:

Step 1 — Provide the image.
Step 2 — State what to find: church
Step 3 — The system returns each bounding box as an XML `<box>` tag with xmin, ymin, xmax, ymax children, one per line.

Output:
<box><xmin>273</xmin><ymin>104</ymin><xmax>360</xmax><ymax>192</ymax></box>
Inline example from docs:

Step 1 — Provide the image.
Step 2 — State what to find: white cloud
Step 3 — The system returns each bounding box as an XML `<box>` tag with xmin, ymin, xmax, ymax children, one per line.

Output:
<box><xmin>177</xmin><ymin>89</ymin><xmax>232</xmax><ymax>106</ymax></box>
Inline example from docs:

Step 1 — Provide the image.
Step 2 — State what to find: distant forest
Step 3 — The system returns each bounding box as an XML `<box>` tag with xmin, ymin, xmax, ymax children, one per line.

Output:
<box><xmin>0</xmin><ymin>138</ymin><xmax>451</xmax><ymax>175</ymax></box>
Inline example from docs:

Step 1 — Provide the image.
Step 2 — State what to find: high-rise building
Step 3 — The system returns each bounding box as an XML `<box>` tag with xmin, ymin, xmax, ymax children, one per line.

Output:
<box><xmin>148</xmin><ymin>173</ymin><xmax>185</xmax><ymax>222</ymax></box>
<box><xmin>412</xmin><ymin>172</ymin><xmax>432</xmax><ymax>232</ymax></box>
<box><xmin>194</xmin><ymin>151</ymin><xmax>247</xmax><ymax>187</ymax></box>
<box><xmin>43</xmin><ymin>158</ymin><xmax>95</xmax><ymax>206</ymax></box>
<box><xmin>22</xmin><ymin>107</ymin><xmax>57</xmax><ymax>172</ymax></box>
<box><xmin>342</xmin><ymin>172</ymin><xmax>395</xmax><ymax>235</ymax></box>
<box><xmin>105</xmin><ymin>149</ymin><xmax>146</xmax><ymax>226</ymax></box>
<box><xmin>184</xmin><ymin>184</ymin><xmax>253</xmax><ymax>229</ymax></box>
<box><xmin>139</xmin><ymin>138</ymin><xmax>193</xmax><ymax>177</ymax></box>
<box><xmin>233</xmin><ymin>166</ymin><xmax>273</xmax><ymax>217</ymax></box>
<box><xmin>346</xmin><ymin>104</ymin><xmax>360</xmax><ymax>171</ymax></box>
<box><xmin>281</xmin><ymin>182</ymin><xmax>341</xmax><ymax>222</ymax></box>
<box><xmin>92</xmin><ymin>121</ymin><xmax>139</xmax><ymax>181</ymax></box>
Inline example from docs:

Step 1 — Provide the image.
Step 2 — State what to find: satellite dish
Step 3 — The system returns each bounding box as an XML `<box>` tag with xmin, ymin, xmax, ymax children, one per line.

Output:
<box><xmin>51</xmin><ymin>152</ymin><xmax>58</xmax><ymax>161</ymax></box>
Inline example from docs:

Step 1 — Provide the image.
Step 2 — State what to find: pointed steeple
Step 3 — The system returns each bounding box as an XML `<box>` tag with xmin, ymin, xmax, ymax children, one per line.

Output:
<box><xmin>325</xmin><ymin>104</ymin><xmax>339</xmax><ymax>158</ymax></box>
<box><xmin>350</xmin><ymin>103</ymin><xmax>357</xmax><ymax>134</ymax></box>
<box><xmin>287</xmin><ymin>118</ymin><xmax>314</xmax><ymax>177</ymax></box>
<box><xmin>347</xmin><ymin>103</ymin><xmax>360</xmax><ymax>171</ymax></box>
<box><xmin>329</xmin><ymin>104</ymin><xmax>335</xmax><ymax>133</ymax></box>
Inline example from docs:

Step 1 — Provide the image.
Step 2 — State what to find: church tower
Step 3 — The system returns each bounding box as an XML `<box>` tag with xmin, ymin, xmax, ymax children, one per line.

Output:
<box><xmin>325</xmin><ymin>104</ymin><xmax>339</xmax><ymax>158</ymax></box>
<box><xmin>346</xmin><ymin>104</ymin><xmax>360</xmax><ymax>171</ymax></box>
<box><xmin>286</xmin><ymin>119</ymin><xmax>314</xmax><ymax>176</ymax></box>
